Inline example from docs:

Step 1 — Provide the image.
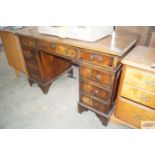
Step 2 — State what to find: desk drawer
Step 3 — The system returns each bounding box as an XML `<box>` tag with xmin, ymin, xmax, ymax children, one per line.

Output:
<box><xmin>80</xmin><ymin>95</ymin><xmax>108</xmax><ymax>113</ymax></box>
<box><xmin>115</xmin><ymin>97</ymin><xmax>155</xmax><ymax>128</ymax></box>
<box><xmin>36</xmin><ymin>40</ymin><xmax>56</xmax><ymax>52</ymax></box>
<box><xmin>80</xmin><ymin>50</ymin><xmax>113</xmax><ymax>68</ymax></box>
<box><xmin>57</xmin><ymin>45</ymin><xmax>79</xmax><ymax>59</ymax></box>
<box><xmin>124</xmin><ymin>67</ymin><xmax>155</xmax><ymax>92</ymax></box>
<box><xmin>20</xmin><ymin>37</ymin><xmax>35</xmax><ymax>48</ymax></box>
<box><xmin>121</xmin><ymin>84</ymin><xmax>155</xmax><ymax>109</ymax></box>
<box><xmin>80</xmin><ymin>81</ymin><xmax>110</xmax><ymax>102</ymax></box>
<box><xmin>80</xmin><ymin>66</ymin><xmax>113</xmax><ymax>87</ymax></box>
<box><xmin>23</xmin><ymin>48</ymin><xmax>38</xmax><ymax>62</ymax></box>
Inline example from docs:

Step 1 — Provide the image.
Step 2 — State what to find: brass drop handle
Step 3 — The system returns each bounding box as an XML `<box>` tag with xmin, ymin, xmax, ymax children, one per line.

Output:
<box><xmin>98</xmin><ymin>56</ymin><xmax>103</xmax><ymax>62</ymax></box>
<box><xmin>134</xmin><ymin>114</ymin><xmax>143</xmax><ymax>121</ymax></box>
<box><xmin>51</xmin><ymin>43</ymin><xmax>56</xmax><ymax>48</ymax></box>
<box><xmin>145</xmin><ymin>80</ymin><xmax>155</xmax><ymax>86</ymax></box>
<box><xmin>141</xmin><ymin>95</ymin><xmax>150</xmax><ymax>102</ymax></box>
<box><xmin>93</xmin><ymin>102</ymin><xmax>98</xmax><ymax>107</ymax></box>
<box><xmin>90</xmin><ymin>54</ymin><xmax>94</xmax><ymax>60</ymax></box>
<box><xmin>26</xmin><ymin>54</ymin><xmax>32</xmax><ymax>59</ymax></box>
<box><xmin>96</xmin><ymin>74</ymin><xmax>101</xmax><ymax>80</ymax></box>
<box><xmin>94</xmin><ymin>89</ymin><xmax>99</xmax><ymax>94</ymax></box>
<box><xmin>65</xmin><ymin>50</ymin><xmax>69</xmax><ymax>55</ymax></box>
<box><xmin>90</xmin><ymin>53</ymin><xmax>97</xmax><ymax>60</ymax></box>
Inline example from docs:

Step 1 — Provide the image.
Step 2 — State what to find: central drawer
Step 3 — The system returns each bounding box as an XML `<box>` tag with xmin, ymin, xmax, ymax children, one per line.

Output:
<box><xmin>115</xmin><ymin>97</ymin><xmax>155</xmax><ymax>128</ymax></box>
<box><xmin>80</xmin><ymin>65</ymin><xmax>114</xmax><ymax>87</ymax></box>
<box><xmin>80</xmin><ymin>81</ymin><xmax>110</xmax><ymax>102</ymax></box>
<box><xmin>56</xmin><ymin>44</ymin><xmax>79</xmax><ymax>59</ymax></box>
<box><xmin>121</xmin><ymin>83</ymin><xmax>155</xmax><ymax>109</ymax></box>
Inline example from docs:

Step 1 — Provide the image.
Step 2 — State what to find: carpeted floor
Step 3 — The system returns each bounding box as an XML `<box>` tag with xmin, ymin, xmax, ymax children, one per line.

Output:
<box><xmin>0</xmin><ymin>49</ymin><xmax>129</xmax><ymax>129</ymax></box>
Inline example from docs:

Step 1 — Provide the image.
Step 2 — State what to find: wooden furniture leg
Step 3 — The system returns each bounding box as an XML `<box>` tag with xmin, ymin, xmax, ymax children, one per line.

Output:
<box><xmin>78</xmin><ymin>104</ymin><xmax>88</xmax><ymax>113</ymax></box>
<box><xmin>95</xmin><ymin>114</ymin><xmax>109</xmax><ymax>126</ymax></box>
<box><xmin>38</xmin><ymin>83</ymin><xmax>52</xmax><ymax>94</ymax></box>
<box><xmin>28</xmin><ymin>79</ymin><xmax>34</xmax><ymax>87</ymax></box>
<box><xmin>15</xmin><ymin>69</ymin><xmax>20</xmax><ymax>77</ymax></box>
<box><xmin>68</xmin><ymin>68</ymin><xmax>76</xmax><ymax>79</ymax></box>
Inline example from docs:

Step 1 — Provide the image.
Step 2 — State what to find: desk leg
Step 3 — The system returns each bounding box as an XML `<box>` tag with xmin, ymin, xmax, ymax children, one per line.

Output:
<box><xmin>68</xmin><ymin>68</ymin><xmax>76</xmax><ymax>79</ymax></box>
<box><xmin>28</xmin><ymin>79</ymin><xmax>34</xmax><ymax>87</ymax></box>
<box><xmin>38</xmin><ymin>83</ymin><xmax>52</xmax><ymax>94</ymax></box>
<box><xmin>95</xmin><ymin>114</ymin><xmax>109</xmax><ymax>126</ymax></box>
<box><xmin>78</xmin><ymin>104</ymin><xmax>88</xmax><ymax>113</ymax></box>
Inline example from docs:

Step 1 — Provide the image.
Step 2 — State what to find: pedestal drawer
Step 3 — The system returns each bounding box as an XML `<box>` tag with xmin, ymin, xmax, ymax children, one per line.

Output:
<box><xmin>80</xmin><ymin>81</ymin><xmax>110</xmax><ymax>101</ymax></box>
<box><xmin>121</xmin><ymin>84</ymin><xmax>155</xmax><ymax>109</ymax></box>
<box><xmin>124</xmin><ymin>67</ymin><xmax>155</xmax><ymax>92</ymax></box>
<box><xmin>36</xmin><ymin>40</ymin><xmax>56</xmax><ymax>52</ymax></box>
<box><xmin>80</xmin><ymin>95</ymin><xmax>108</xmax><ymax>113</ymax></box>
<box><xmin>80</xmin><ymin>50</ymin><xmax>113</xmax><ymax>68</ymax></box>
<box><xmin>80</xmin><ymin>66</ymin><xmax>113</xmax><ymax>87</ymax></box>
<box><xmin>115</xmin><ymin>97</ymin><xmax>155</xmax><ymax>128</ymax></box>
<box><xmin>20</xmin><ymin>37</ymin><xmax>35</xmax><ymax>48</ymax></box>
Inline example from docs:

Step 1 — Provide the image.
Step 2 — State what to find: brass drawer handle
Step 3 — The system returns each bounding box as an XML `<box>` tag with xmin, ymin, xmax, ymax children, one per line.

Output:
<box><xmin>141</xmin><ymin>96</ymin><xmax>151</xmax><ymax>102</ymax></box>
<box><xmin>51</xmin><ymin>43</ymin><xmax>56</xmax><ymax>48</ymax></box>
<box><xmin>145</xmin><ymin>80</ymin><xmax>155</xmax><ymax>86</ymax></box>
<box><xmin>93</xmin><ymin>102</ymin><xmax>98</xmax><ymax>107</ymax></box>
<box><xmin>65</xmin><ymin>50</ymin><xmax>69</xmax><ymax>56</ymax></box>
<box><xmin>89</xmin><ymin>53</ymin><xmax>97</xmax><ymax>60</ymax></box>
<box><xmin>96</xmin><ymin>74</ymin><xmax>101</xmax><ymax>80</ymax></box>
<box><xmin>98</xmin><ymin>56</ymin><xmax>103</xmax><ymax>62</ymax></box>
<box><xmin>134</xmin><ymin>114</ymin><xmax>143</xmax><ymax>121</ymax></box>
<box><xmin>94</xmin><ymin>90</ymin><xmax>99</xmax><ymax>94</ymax></box>
<box><xmin>90</xmin><ymin>54</ymin><xmax>94</xmax><ymax>60</ymax></box>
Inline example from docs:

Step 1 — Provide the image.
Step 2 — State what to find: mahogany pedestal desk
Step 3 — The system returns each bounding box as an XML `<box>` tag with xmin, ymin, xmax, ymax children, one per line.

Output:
<box><xmin>16</xmin><ymin>28</ymin><xmax>138</xmax><ymax>126</ymax></box>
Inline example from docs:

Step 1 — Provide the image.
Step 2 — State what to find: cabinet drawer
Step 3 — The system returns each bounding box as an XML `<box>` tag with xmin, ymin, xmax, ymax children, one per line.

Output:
<box><xmin>80</xmin><ymin>95</ymin><xmax>107</xmax><ymax>113</ymax></box>
<box><xmin>80</xmin><ymin>81</ymin><xmax>110</xmax><ymax>102</ymax></box>
<box><xmin>36</xmin><ymin>40</ymin><xmax>56</xmax><ymax>52</ymax></box>
<box><xmin>20</xmin><ymin>37</ymin><xmax>35</xmax><ymax>48</ymax></box>
<box><xmin>80</xmin><ymin>66</ymin><xmax>113</xmax><ymax>87</ymax></box>
<box><xmin>115</xmin><ymin>97</ymin><xmax>155</xmax><ymax>128</ymax></box>
<box><xmin>121</xmin><ymin>84</ymin><xmax>155</xmax><ymax>109</ymax></box>
<box><xmin>80</xmin><ymin>50</ymin><xmax>113</xmax><ymax>68</ymax></box>
<box><xmin>56</xmin><ymin>45</ymin><xmax>79</xmax><ymax>59</ymax></box>
<box><xmin>23</xmin><ymin>48</ymin><xmax>38</xmax><ymax>62</ymax></box>
<box><xmin>124</xmin><ymin>67</ymin><xmax>155</xmax><ymax>92</ymax></box>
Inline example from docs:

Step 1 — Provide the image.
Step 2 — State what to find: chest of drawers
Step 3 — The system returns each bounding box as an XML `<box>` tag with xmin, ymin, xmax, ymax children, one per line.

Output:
<box><xmin>16</xmin><ymin>28</ymin><xmax>138</xmax><ymax>126</ymax></box>
<box><xmin>115</xmin><ymin>46</ymin><xmax>155</xmax><ymax>128</ymax></box>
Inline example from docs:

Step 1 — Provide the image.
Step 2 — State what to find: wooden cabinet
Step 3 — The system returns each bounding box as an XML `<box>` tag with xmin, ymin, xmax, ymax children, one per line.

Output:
<box><xmin>17</xmin><ymin>27</ymin><xmax>138</xmax><ymax>126</ymax></box>
<box><xmin>0</xmin><ymin>31</ymin><xmax>27</xmax><ymax>77</ymax></box>
<box><xmin>115</xmin><ymin>97</ymin><xmax>155</xmax><ymax>128</ymax></box>
<box><xmin>115</xmin><ymin>46</ymin><xmax>155</xmax><ymax>128</ymax></box>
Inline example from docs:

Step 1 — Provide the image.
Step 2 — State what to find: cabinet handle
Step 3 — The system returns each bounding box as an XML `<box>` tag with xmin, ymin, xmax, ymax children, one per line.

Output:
<box><xmin>96</xmin><ymin>74</ymin><xmax>101</xmax><ymax>80</ymax></box>
<box><xmin>93</xmin><ymin>102</ymin><xmax>98</xmax><ymax>107</ymax></box>
<box><xmin>65</xmin><ymin>50</ymin><xmax>69</xmax><ymax>56</ymax></box>
<box><xmin>145</xmin><ymin>80</ymin><xmax>155</xmax><ymax>86</ymax></box>
<box><xmin>51</xmin><ymin>43</ymin><xmax>56</xmax><ymax>48</ymax></box>
<box><xmin>90</xmin><ymin>54</ymin><xmax>94</xmax><ymax>60</ymax></box>
<box><xmin>98</xmin><ymin>56</ymin><xmax>103</xmax><ymax>62</ymax></box>
<box><xmin>94</xmin><ymin>90</ymin><xmax>99</xmax><ymax>94</ymax></box>
<box><xmin>141</xmin><ymin>95</ymin><xmax>150</xmax><ymax>102</ymax></box>
<box><xmin>89</xmin><ymin>53</ymin><xmax>97</xmax><ymax>60</ymax></box>
<box><xmin>134</xmin><ymin>114</ymin><xmax>143</xmax><ymax>121</ymax></box>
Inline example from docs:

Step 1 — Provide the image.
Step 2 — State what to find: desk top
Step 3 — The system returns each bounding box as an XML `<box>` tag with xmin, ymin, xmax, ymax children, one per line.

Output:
<box><xmin>1</xmin><ymin>27</ymin><xmax>139</xmax><ymax>56</ymax></box>
<box><xmin>122</xmin><ymin>46</ymin><xmax>155</xmax><ymax>73</ymax></box>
